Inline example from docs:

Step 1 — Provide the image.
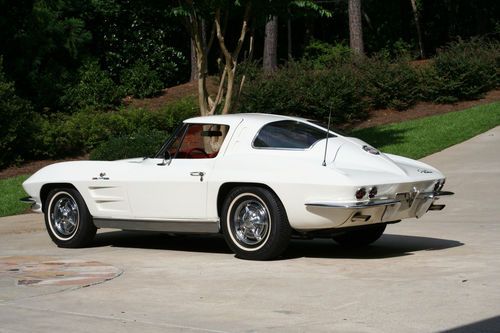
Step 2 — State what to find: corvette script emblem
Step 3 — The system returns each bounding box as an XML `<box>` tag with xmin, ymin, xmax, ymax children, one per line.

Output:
<box><xmin>92</xmin><ymin>172</ymin><xmax>109</xmax><ymax>180</ymax></box>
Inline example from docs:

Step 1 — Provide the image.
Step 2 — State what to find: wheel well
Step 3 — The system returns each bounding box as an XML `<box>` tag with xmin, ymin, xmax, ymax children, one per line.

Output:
<box><xmin>40</xmin><ymin>183</ymin><xmax>77</xmax><ymax>213</ymax></box>
<box><xmin>216</xmin><ymin>182</ymin><xmax>281</xmax><ymax>218</ymax></box>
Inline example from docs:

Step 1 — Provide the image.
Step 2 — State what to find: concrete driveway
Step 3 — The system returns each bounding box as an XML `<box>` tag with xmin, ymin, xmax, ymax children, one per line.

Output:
<box><xmin>1</xmin><ymin>127</ymin><xmax>499</xmax><ymax>333</ymax></box>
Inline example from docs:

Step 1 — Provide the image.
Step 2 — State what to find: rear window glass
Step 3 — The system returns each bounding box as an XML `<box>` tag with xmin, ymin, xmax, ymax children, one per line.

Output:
<box><xmin>253</xmin><ymin>120</ymin><xmax>335</xmax><ymax>149</ymax></box>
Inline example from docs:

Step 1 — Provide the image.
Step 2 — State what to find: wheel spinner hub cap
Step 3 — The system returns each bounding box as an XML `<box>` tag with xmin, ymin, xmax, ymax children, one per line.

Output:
<box><xmin>234</xmin><ymin>199</ymin><xmax>269</xmax><ymax>245</ymax></box>
<box><xmin>52</xmin><ymin>196</ymin><xmax>79</xmax><ymax>237</ymax></box>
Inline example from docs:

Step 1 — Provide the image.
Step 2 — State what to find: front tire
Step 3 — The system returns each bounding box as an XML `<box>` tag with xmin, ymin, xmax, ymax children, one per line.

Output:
<box><xmin>221</xmin><ymin>187</ymin><xmax>291</xmax><ymax>260</ymax></box>
<box><xmin>44</xmin><ymin>188</ymin><xmax>96</xmax><ymax>248</ymax></box>
<box><xmin>332</xmin><ymin>224</ymin><xmax>386</xmax><ymax>248</ymax></box>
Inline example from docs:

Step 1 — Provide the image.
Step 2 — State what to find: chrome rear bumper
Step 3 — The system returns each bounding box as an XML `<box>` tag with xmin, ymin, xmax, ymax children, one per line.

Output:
<box><xmin>305</xmin><ymin>190</ymin><xmax>454</xmax><ymax>227</ymax></box>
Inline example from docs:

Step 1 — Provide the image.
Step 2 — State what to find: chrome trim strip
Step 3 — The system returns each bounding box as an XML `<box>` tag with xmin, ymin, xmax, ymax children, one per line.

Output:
<box><xmin>436</xmin><ymin>191</ymin><xmax>454</xmax><ymax>196</ymax></box>
<box><xmin>305</xmin><ymin>199</ymin><xmax>401</xmax><ymax>209</ymax></box>
<box><xmin>93</xmin><ymin>218</ymin><xmax>220</xmax><ymax>234</ymax></box>
<box><xmin>418</xmin><ymin>190</ymin><xmax>455</xmax><ymax>199</ymax></box>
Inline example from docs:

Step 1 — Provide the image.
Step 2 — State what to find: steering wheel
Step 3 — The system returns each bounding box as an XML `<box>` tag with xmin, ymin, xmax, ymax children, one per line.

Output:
<box><xmin>186</xmin><ymin>147</ymin><xmax>209</xmax><ymax>158</ymax></box>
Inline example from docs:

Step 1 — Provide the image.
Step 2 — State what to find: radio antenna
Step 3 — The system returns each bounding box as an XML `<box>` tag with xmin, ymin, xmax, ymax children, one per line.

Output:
<box><xmin>322</xmin><ymin>110</ymin><xmax>332</xmax><ymax>166</ymax></box>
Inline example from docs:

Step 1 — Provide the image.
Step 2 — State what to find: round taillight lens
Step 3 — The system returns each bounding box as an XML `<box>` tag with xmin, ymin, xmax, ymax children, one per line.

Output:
<box><xmin>369</xmin><ymin>187</ymin><xmax>378</xmax><ymax>198</ymax></box>
<box><xmin>355</xmin><ymin>188</ymin><xmax>366</xmax><ymax>200</ymax></box>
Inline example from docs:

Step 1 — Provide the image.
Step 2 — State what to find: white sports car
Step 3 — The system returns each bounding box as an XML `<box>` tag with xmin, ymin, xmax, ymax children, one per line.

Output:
<box><xmin>22</xmin><ymin>113</ymin><xmax>453</xmax><ymax>260</ymax></box>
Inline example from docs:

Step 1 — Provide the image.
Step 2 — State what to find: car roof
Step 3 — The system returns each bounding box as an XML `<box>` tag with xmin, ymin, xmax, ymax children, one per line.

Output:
<box><xmin>184</xmin><ymin>113</ymin><xmax>310</xmax><ymax>127</ymax></box>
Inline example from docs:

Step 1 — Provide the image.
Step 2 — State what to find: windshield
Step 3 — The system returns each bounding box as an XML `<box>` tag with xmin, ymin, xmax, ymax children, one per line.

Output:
<box><xmin>155</xmin><ymin>123</ymin><xmax>185</xmax><ymax>159</ymax></box>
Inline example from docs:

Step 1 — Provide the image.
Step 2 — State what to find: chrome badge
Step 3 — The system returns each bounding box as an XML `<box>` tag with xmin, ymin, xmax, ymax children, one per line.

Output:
<box><xmin>417</xmin><ymin>168</ymin><xmax>433</xmax><ymax>174</ymax></box>
<box><xmin>92</xmin><ymin>172</ymin><xmax>110</xmax><ymax>180</ymax></box>
<box><xmin>362</xmin><ymin>145</ymin><xmax>380</xmax><ymax>155</ymax></box>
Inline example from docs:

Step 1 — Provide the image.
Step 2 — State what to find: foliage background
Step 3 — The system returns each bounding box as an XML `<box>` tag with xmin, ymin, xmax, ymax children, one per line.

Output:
<box><xmin>0</xmin><ymin>0</ymin><xmax>499</xmax><ymax>167</ymax></box>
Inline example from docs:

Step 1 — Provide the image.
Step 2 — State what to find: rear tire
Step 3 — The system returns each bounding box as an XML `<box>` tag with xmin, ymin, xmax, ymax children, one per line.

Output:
<box><xmin>44</xmin><ymin>188</ymin><xmax>96</xmax><ymax>248</ymax></box>
<box><xmin>332</xmin><ymin>224</ymin><xmax>386</xmax><ymax>248</ymax></box>
<box><xmin>221</xmin><ymin>186</ymin><xmax>291</xmax><ymax>260</ymax></box>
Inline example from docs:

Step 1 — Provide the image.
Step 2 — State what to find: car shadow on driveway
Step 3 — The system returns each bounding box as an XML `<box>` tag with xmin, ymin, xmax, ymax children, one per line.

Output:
<box><xmin>93</xmin><ymin>231</ymin><xmax>233</xmax><ymax>254</ymax></box>
<box><xmin>92</xmin><ymin>231</ymin><xmax>463</xmax><ymax>260</ymax></box>
<box><xmin>284</xmin><ymin>234</ymin><xmax>463</xmax><ymax>260</ymax></box>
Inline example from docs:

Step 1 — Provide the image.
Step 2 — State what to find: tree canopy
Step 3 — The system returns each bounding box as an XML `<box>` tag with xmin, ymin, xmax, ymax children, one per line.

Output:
<box><xmin>0</xmin><ymin>0</ymin><xmax>497</xmax><ymax>115</ymax></box>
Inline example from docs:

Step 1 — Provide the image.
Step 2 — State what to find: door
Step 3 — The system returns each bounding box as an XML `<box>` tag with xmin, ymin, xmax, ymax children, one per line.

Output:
<box><xmin>126</xmin><ymin>123</ymin><xmax>229</xmax><ymax>220</ymax></box>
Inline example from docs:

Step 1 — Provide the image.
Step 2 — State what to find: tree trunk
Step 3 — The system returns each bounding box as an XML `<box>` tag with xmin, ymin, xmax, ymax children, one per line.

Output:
<box><xmin>186</xmin><ymin>2</ymin><xmax>250</xmax><ymax>116</ymax></box>
<box><xmin>348</xmin><ymin>0</ymin><xmax>364</xmax><ymax>55</ymax></box>
<box><xmin>189</xmin><ymin>39</ymin><xmax>197</xmax><ymax>82</ymax></box>
<box><xmin>410</xmin><ymin>0</ymin><xmax>425</xmax><ymax>59</ymax></box>
<box><xmin>263</xmin><ymin>15</ymin><xmax>278</xmax><ymax>72</ymax></box>
<box><xmin>215</xmin><ymin>4</ymin><xmax>251</xmax><ymax>115</ymax></box>
<box><xmin>287</xmin><ymin>9</ymin><xmax>292</xmax><ymax>60</ymax></box>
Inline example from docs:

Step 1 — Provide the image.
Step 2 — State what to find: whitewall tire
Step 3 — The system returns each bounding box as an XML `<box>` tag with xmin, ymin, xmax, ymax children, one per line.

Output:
<box><xmin>44</xmin><ymin>188</ymin><xmax>96</xmax><ymax>248</ymax></box>
<box><xmin>221</xmin><ymin>186</ymin><xmax>291</xmax><ymax>260</ymax></box>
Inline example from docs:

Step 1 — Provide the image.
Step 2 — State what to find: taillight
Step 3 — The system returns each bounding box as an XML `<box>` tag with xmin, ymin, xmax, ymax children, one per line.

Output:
<box><xmin>355</xmin><ymin>188</ymin><xmax>366</xmax><ymax>200</ymax></box>
<box><xmin>369</xmin><ymin>187</ymin><xmax>378</xmax><ymax>198</ymax></box>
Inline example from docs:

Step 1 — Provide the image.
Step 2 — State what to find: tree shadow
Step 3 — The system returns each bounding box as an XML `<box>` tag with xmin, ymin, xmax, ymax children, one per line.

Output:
<box><xmin>92</xmin><ymin>231</ymin><xmax>463</xmax><ymax>260</ymax></box>
<box><xmin>349</xmin><ymin>126</ymin><xmax>409</xmax><ymax>149</ymax></box>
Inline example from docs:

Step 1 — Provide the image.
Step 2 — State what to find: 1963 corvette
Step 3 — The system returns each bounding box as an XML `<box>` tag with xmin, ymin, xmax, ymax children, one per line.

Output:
<box><xmin>22</xmin><ymin>113</ymin><xmax>453</xmax><ymax>260</ymax></box>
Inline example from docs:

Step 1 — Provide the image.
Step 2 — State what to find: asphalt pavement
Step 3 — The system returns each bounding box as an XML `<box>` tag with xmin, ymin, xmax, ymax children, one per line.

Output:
<box><xmin>1</xmin><ymin>127</ymin><xmax>499</xmax><ymax>332</ymax></box>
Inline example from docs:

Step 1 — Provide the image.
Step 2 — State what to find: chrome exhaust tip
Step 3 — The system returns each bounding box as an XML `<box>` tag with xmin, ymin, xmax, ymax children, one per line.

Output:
<box><xmin>351</xmin><ymin>213</ymin><xmax>371</xmax><ymax>222</ymax></box>
<box><xmin>428</xmin><ymin>204</ymin><xmax>445</xmax><ymax>211</ymax></box>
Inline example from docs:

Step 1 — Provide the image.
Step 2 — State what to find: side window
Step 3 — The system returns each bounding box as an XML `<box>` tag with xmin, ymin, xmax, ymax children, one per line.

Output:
<box><xmin>253</xmin><ymin>120</ymin><xmax>335</xmax><ymax>149</ymax></box>
<box><xmin>169</xmin><ymin>124</ymin><xmax>229</xmax><ymax>159</ymax></box>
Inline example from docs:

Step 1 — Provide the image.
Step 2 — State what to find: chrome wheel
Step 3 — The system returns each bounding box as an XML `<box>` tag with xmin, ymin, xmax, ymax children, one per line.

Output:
<box><xmin>49</xmin><ymin>192</ymin><xmax>79</xmax><ymax>240</ymax></box>
<box><xmin>233</xmin><ymin>199</ymin><xmax>270</xmax><ymax>246</ymax></box>
<box><xmin>222</xmin><ymin>187</ymin><xmax>291</xmax><ymax>260</ymax></box>
<box><xmin>44</xmin><ymin>188</ymin><xmax>96</xmax><ymax>248</ymax></box>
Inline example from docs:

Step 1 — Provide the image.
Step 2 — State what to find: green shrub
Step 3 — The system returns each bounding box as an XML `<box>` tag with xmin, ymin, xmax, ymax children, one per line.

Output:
<box><xmin>30</xmin><ymin>97</ymin><xmax>198</xmax><ymax>159</ymax></box>
<box><xmin>89</xmin><ymin>129</ymin><xmax>166</xmax><ymax>161</ymax></box>
<box><xmin>120</xmin><ymin>61</ymin><xmax>164</xmax><ymax>98</ymax></box>
<box><xmin>240</xmin><ymin>62</ymin><xmax>367</xmax><ymax>124</ymax></box>
<box><xmin>377</xmin><ymin>39</ymin><xmax>415</xmax><ymax>61</ymax></box>
<box><xmin>359</xmin><ymin>56</ymin><xmax>420</xmax><ymax>110</ymax></box>
<box><xmin>62</xmin><ymin>61</ymin><xmax>124</xmax><ymax>111</ymax></box>
<box><xmin>303</xmin><ymin>40</ymin><xmax>352</xmax><ymax>68</ymax></box>
<box><xmin>0</xmin><ymin>58</ymin><xmax>35</xmax><ymax>168</ymax></box>
<box><xmin>423</xmin><ymin>38</ymin><xmax>498</xmax><ymax>103</ymax></box>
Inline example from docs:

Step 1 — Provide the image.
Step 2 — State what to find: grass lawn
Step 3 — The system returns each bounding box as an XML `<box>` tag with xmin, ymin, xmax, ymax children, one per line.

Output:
<box><xmin>0</xmin><ymin>102</ymin><xmax>499</xmax><ymax>218</ymax></box>
<box><xmin>0</xmin><ymin>175</ymin><xmax>30</xmax><ymax>217</ymax></box>
<box><xmin>350</xmin><ymin>102</ymin><xmax>500</xmax><ymax>159</ymax></box>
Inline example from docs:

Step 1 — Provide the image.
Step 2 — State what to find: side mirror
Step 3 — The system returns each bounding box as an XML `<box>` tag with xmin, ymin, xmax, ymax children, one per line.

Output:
<box><xmin>157</xmin><ymin>150</ymin><xmax>172</xmax><ymax>166</ymax></box>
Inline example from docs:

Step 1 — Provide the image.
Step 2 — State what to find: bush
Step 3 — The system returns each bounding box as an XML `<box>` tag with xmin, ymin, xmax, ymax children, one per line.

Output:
<box><xmin>120</xmin><ymin>61</ymin><xmax>164</xmax><ymax>98</ymax></box>
<box><xmin>0</xmin><ymin>58</ymin><xmax>35</xmax><ymax>168</ymax></box>
<box><xmin>30</xmin><ymin>97</ymin><xmax>198</xmax><ymax>159</ymax></box>
<box><xmin>423</xmin><ymin>39</ymin><xmax>499</xmax><ymax>103</ymax></box>
<box><xmin>89</xmin><ymin>129</ymin><xmax>166</xmax><ymax>161</ymax></box>
<box><xmin>240</xmin><ymin>62</ymin><xmax>367</xmax><ymax>124</ymax></box>
<box><xmin>303</xmin><ymin>40</ymin><xmax>352</xmax><ymax>68</ymax></box>
<box><xmin>62</xmin><ymin>61</ymin><xmax>124</xmax><ymax>111</ymax></box>
<box><xmin>359</xmin><ymin>56</ymin><xmax>421</xmax><ymax>110</ymax></box>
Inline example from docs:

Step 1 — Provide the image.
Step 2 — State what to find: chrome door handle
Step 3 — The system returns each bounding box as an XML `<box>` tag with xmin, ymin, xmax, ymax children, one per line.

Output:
<box><xmin>190</xmin><ymin>171</ymin><xmax>205</xmax><ymax>181</ymax></box>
